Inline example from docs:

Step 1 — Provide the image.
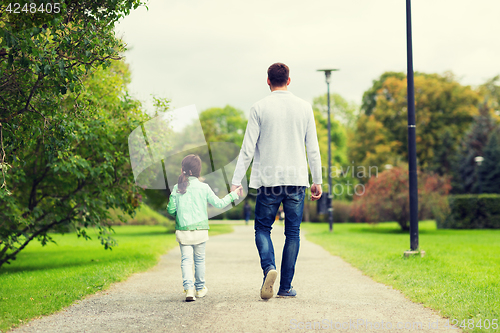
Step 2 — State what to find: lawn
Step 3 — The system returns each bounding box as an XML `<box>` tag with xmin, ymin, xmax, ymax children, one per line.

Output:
<box><xmin>302</xmin><ymin>221</ymin><xmax>500</xmax><ymax>333</ymax></box>
<box><xmin>0</xmin><ymin>224</ymin><xmax>233</xmax><ymax>332</ymax></box>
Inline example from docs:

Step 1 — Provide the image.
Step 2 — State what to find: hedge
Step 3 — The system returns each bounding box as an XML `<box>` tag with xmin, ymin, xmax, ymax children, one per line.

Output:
<box><xmin>436</xmin><ymin>194</ymin><xmax>500</xmax><ymax>229</ymax></box>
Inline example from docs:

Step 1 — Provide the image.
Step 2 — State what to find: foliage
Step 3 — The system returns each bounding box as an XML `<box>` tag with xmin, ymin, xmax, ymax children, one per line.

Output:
<box><xmin>478</xmin><ymin>75</ymin><xmax>500</xmax><ymax>116</ymax></box>
<box><xmin>332</xmin><ymin>200</ymin><xmax>354</xmax><ymax>222</ymax></box>
<box><xmin>351</xmin><ymin>165</ymin><xmax>451</xmax><ymax>230</ymax></box>
<box><xmin>0</xmin><ymin>0</ymin><xmax>146</xmax><ymax>268</ymax></box>
<box><xmin>312</xmin><ymin>93</ymin><xmax>360</xmax><ymax>130</ymax></box>
<box><xmin>198</xmin><ymin>105</ymin><xmax>247</xmax><ymax>147</ymax></box>
<box><xmin>311</xmin><ymin>94</ymin><xmax>359</xmax><ymax>204</ymax></box>
<box><xmin>352</xmin><ymin>71</ymin><xmax>483</xmax><ymax>174</ymax></box>
<box><xmin>478</xmin><ymin>129</ymin><xmax>500</xmax><ymax>193</ymax></box>
<box><xmin>303</xmin><ymin>221</ymin><xmax>500</xmax><ymax>333</ymax></box>
<box><xmin>312</xmin><ymin>94</ymin><xmax>348</xmax><ymax>168</ymax></box>
<box><xmin>348</xmin><ymin>114</ymin><xmax>402</xmax><ymax>180</ymax></box>
<box><xmin>0</xmin><ymin>60</ymin><xmax>149</xmax><ymax>268</ymax></box>
<box><xmin>361</xmin><ymin>71</ymin><xmax>406</xmax><ymax>116</ymax></box>
<box><xmin>107</xmin><ymin>203</ymin><xmax>174</xmax><ymax>230</ymax></box>
<box><xmin>0</xmin><ymin>0</ymin><xmax>144</xmax><ymax>182</ymax></box>
<box><xmin>309</xmin><ymin>199</ymin><xmax>355</xmax><ymax>223</ymax></box>
<box><xmin>428</xmin><ymin>127</ymin><xmax>458</xmax><ymax>176</ymax></box>
<box><xmin>436</xmin><ymin>194</ymin><xmax>500</xmax><ymax>229</ymax></box>
<box><xmin>452</xmin><ymin>103</ymin><xmax>498</xmax><ymax>194</ymax></box>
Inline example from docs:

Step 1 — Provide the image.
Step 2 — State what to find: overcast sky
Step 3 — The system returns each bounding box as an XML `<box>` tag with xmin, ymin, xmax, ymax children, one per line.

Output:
<box><xmin>115</xmin><ymin>0</ymin><xmax>500</xmax><ymax>117</ymax></box>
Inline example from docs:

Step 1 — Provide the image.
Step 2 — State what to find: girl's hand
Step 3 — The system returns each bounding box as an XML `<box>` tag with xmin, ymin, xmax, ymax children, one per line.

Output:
<box><xmin>231</xmin><ymin>185</ymin><xmax>243</xmax><ymax>197</ymax></box>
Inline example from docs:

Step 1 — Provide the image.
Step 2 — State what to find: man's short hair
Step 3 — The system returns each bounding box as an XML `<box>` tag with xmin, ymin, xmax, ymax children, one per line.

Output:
<box><xmin>267</xmin><ymin>63</ymin><xmax>289</xmax><ymax>87</ymax></box>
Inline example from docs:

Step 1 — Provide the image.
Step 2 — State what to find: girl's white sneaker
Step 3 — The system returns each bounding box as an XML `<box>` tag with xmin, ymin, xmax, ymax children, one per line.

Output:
<box><xmin>196</xmin><ymin>286</ymin><xmax>208</xmax><ymax>298</ymax></box>
<box><xmin>185</xmin><ymin>289</ymin><xmax>196</xmax><ymax>302</ymax></box>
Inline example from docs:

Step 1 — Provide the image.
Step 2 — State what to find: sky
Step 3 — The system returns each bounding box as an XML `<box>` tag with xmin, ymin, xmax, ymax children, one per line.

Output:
<box><xmin>115</xmin><ymin>0</ymin><xmax>500</xmax><ymax>117</ymax></box>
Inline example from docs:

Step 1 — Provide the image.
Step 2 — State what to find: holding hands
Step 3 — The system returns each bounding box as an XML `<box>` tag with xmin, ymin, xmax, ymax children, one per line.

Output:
<box><xmin>231</xmin><ymin>185</ymin><xmax>244</xmax><ymax>198</ymax></box>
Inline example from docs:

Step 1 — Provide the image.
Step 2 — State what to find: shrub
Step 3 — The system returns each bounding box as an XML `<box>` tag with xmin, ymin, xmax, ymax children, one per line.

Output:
<box><xmin>351</xmin><ymin>165</ymin><xmax>451</xmax><ymax>230</ymax></box>
<box><xmin>333</xmin><ymin>201</ymin><xmax>354</xmax><ymax>222</ymax></box>
<box><xmin>107</xmin><ymin>204</ymin><xmax>175</xmax><ymax>232</ymax></box>
<box><xmin>436</xmin><ymin>194</ymin><xmax>500</xmax><ymax>229</ymax></box>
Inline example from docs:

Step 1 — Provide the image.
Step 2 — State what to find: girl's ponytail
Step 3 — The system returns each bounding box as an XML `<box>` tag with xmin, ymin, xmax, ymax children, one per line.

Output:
<box><xmin>177</xmin><ymin>155</ymin><xmax>202</xmax><ymax>194</ymax></box>
<box><xmin>177</xmin><ymin>171</ymin><xmax>190</xmax><ymax>194</ymax></box>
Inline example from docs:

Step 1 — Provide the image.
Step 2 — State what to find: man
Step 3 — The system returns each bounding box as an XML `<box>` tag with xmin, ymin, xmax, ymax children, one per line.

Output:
<box><xmin>231</xmin><ymin>63</ymin><xmax>323</xmax><ymax>299</ymax></box>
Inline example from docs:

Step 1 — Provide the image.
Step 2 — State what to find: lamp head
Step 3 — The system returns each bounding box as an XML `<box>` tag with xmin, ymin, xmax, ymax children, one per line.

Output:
<box><xmin>317</xmin><ymin>69</ymin><xmax>339</xmax><ymax>84</ymax></box>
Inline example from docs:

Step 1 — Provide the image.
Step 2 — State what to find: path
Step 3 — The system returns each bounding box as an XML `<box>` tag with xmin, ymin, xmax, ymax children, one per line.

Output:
<box><xmin>13</xmin><ymin>224</ymin><xmax>460</xmax><ymax>332</ymax></box>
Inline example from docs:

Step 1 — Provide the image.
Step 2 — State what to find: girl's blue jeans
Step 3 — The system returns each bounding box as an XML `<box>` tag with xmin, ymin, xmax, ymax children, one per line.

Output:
<box><xmin>254</xmin><ymin>186</ymin><xmax>305</xmax><ymax>291</ymax></box>
<box><xmin>179</xmin><ymin>242</ymin><xmax>206</xmax><ymax>291</ymax></box>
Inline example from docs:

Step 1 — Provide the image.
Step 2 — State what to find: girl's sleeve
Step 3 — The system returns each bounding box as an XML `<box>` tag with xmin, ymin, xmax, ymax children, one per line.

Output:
<box><xmin>206</xmin><ymin>185</ymin><xmax>238</xmax><ymax>209</ymax></box>
<box><xmin>167</xmin><ymin>186</ymin><xmax>178</xmax><ymax>216</ymax></box>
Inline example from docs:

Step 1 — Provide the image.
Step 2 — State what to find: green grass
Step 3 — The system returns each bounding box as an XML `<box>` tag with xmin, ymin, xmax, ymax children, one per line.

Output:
<box><xmin>0</xmin><ymin>224</ymin><xmax>233</xmax><ymax>332</ymax></box>
<box><xmin>302</xmin><ymin>221</ymin><xmax>500</xmax><ymax>333</ymax></box>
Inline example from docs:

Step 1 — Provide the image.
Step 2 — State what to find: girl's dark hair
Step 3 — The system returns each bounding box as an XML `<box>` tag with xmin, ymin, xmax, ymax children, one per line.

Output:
<box><xmin>177</xmin><ymin>154</ymin><xmax>202</xmax><ymax>194</ymax></box>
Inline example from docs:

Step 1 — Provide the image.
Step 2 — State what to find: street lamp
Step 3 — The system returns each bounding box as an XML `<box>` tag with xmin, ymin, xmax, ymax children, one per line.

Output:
<box><xmin>317</xmin><ymin>68</ymin><xmax>339</xmax><ymax>232</ymax></box>
<box><xmin>475</xmin><ymin>156</ymin><xmax>484</xmax><ymax>194</ymax></box>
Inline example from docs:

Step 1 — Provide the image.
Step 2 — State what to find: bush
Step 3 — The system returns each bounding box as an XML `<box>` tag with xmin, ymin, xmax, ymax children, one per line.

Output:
<box><xmin>333</xmin><ymin>201</ymin><xmax>354</xmax><ymax>222</ymax></box>
<box><xmin>108</xmin><ymin>204</ymin><xmax>175</xmax><ymax>232</ymax></box>
<box><xmin>351</xmin><ymin>165</ymin><xmax>451</xmax><ymax>230</ymax></box>
<box><xmin>302</xmin><ymin>200</ymin><xmax>354</xmax><ymax>223</ymax></box>
<box><xmin>436</xmin><ymin>194</ymin><xmax>500</xmax><ymax>229</ymax></box>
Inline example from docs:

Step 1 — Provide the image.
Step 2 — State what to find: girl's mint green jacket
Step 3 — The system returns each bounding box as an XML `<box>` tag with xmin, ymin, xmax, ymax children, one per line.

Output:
<box><xmin>167</xmin><ymin>177</ymin><xmax>238</xmax><ymax>231</ymax></box>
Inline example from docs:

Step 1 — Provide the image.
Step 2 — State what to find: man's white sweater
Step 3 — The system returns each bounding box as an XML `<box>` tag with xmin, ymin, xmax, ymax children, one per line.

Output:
<box><xmin>232</xmin><ymin>90</ymin><xmax>322</xmax><ymax>189</ymax></box>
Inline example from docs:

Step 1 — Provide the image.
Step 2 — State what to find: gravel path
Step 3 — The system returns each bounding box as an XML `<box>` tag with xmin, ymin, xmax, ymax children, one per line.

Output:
<box><xmin>13</xmin><ymin>224</ymin><xmax>460</xmax><ymax>332</ymax></box>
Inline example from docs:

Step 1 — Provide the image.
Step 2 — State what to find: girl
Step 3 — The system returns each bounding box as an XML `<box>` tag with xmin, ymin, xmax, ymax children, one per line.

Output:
<box><xmin>167</xmin><ymin>154</ymin><xmax>241</xmax><ymax>302</ymax></box>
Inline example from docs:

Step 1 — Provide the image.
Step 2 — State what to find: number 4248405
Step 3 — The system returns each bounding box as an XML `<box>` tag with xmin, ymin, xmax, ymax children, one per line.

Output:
<box><xmin>445</xmin><ymin>319</ymin><xmax>498</xmax><ymax>330</ymax></box>
<box><xmin>5</xmin><ymin>2</ymin><xmax>61</xmax><ymax>14</ymax></box>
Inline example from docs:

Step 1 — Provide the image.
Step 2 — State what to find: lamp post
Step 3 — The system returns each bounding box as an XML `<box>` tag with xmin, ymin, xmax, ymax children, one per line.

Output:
<box><xmin>474</xmin><ymin>156</ymin><xmax>484</xmax><ymax>194</ymax></box>
<box><xmin>317</xmin><ymin>68</ymin><xmax>339</xmax><ymax>232</ymax></box>
<box><xmin>406</xmin><ymin>0</ymin><xmax>419</xmax><ymax>252</ymax></box>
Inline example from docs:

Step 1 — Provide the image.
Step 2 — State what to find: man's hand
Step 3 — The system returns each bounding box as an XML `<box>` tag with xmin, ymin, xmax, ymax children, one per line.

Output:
<box><xmin>310</xmin><ymin>183</ymin><xmax>322</xmax><ymax>201</ymax></box>
<box><xmin>231</xmin><ymin>184</ymin><xmax>244</xmax><ymax>197</ymax></box>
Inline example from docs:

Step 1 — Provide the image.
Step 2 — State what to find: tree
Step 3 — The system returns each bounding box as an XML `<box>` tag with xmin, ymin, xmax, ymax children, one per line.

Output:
<box><xmin>478</xmin><ymin>129</ymin><xmax>500</xmax><ymax>194</ymax></box>
<box><xmin>452</xmin><ymin>103</ymin><xmax>498</xmax><ymax>194</ymax></box>
<box><xmin>352</xmin><ymin>71</ymin><xmax>482</xmax><ymax>174</ymax></box>
<box><xmin>0</xmin><ymin>60</ymin><xmax>149</xmax><ymax>268</ymax></box>
<box><xmin>479</xmin><ymin>75</ymin><xmax>500</xmax><ymax>117</ymax></box>
<box><xmin>361</xmin><ymin>71</ymin><xmax>406</xmax><ymax>116</ymax></box>
<box><xmin>0</xmin><ymin>0</ymin><xmax>144</xmax><ymax>193</ymax></box>
<box><xmin>199</xmin><ymin>105</ymin><xmax>247</xmax><ymax>147</ymax></box>
<box><xmin>311</xmin><ymin>93</ymin><xmax>350</xmax><ymax>171</ymax></box>
<box><xmin>348</xmin><ymin>114</ymin><xmax>402</xmax><ymax>181</ymax></box>
<box><xmin>311</xmin><ymin>95</ymin><xmax>358</xmax><ymax>202</ymax></box>
<box><xmin>0</xmin><ymin>0</ymin><xmax>147</xmax><ymax>267</ymax></box>
<box><xmin>312</xmin><ymin>93</ymin><xmax>360</xmax><ymax>131</ymax></box>
<box><xmin>428</xmin><ymin>127</ymin><xmax>458</xmax><ymax>176</ymax></box>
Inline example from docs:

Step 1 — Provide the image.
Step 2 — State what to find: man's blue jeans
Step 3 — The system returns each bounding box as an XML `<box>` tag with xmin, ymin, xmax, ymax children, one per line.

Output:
<box><xmin>254</xmin><ymin>186</ymin><xmax>305</xmax><ymax>291</ymax></box>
